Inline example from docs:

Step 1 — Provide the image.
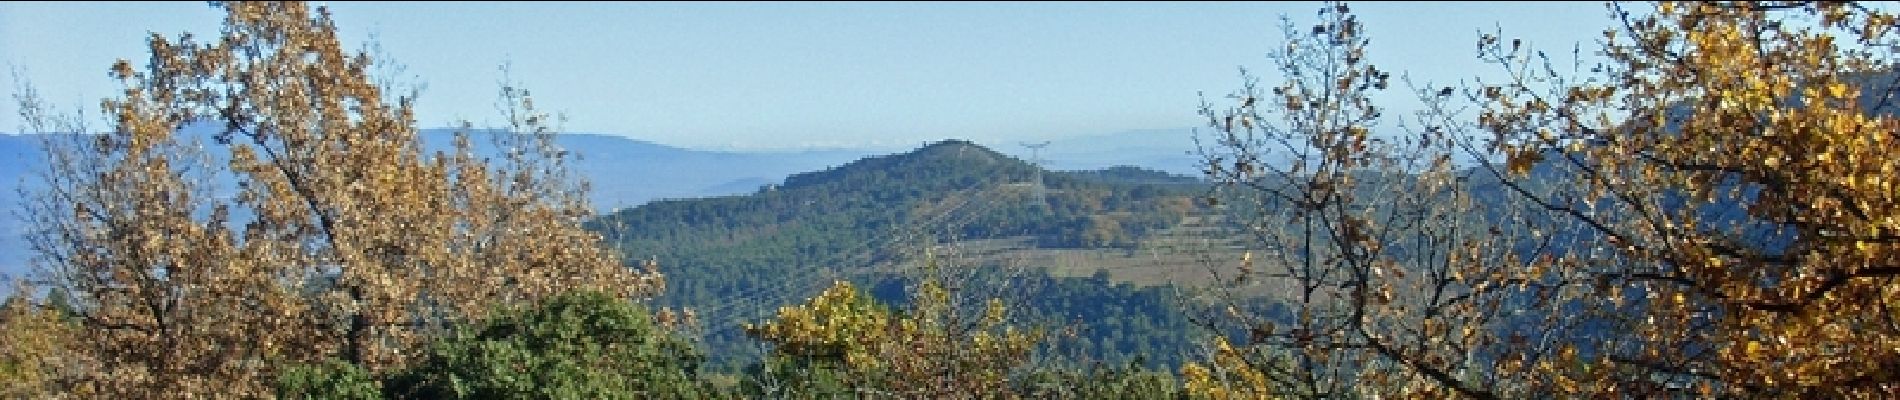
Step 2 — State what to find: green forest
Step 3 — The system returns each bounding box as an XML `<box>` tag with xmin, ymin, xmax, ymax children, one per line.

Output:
<box><xmin>589</xmin><ymin>139</ymin><xmax>1209</xmax><ymax>373</ymax></box>
<box><xmin>7</xmin><ymin>1</ymin><xmax>1900</xmax><ymax>399</ymax></box>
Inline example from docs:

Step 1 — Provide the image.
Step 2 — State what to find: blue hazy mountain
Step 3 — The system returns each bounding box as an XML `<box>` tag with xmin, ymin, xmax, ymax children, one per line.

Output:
<box><xmin>416</xmin><ymin>129</ymin><xmax>874</xmax><ymax>210</ymax></box>
<box><xmin>0</xmin><ymin>133</ymin><xmax>44</xmax><ymax>281</ymax></box>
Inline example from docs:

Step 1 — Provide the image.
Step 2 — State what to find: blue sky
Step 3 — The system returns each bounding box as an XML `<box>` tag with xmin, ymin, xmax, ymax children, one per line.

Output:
<box><xmin>1</xmin><ymin>1</ymin><xmax>1615</xmax><ymax>151</ymax></box>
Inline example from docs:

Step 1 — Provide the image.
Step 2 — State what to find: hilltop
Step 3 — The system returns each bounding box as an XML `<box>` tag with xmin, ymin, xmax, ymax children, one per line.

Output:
<box><xmin>592</xmin><ymin>139</ymin><xmax>1217</xmax><ymax>371</ymax></box>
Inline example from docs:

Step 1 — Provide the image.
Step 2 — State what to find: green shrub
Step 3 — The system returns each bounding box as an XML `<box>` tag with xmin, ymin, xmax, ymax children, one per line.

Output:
<box><xmin>382</xmin><ymin>290</ymin><xmax>712</xmax><ymax>399</ymax></box>
<box><xmin>277</xmin><ymin>359</ymin><xmax>382</xmax><ymax>400</ymax></box>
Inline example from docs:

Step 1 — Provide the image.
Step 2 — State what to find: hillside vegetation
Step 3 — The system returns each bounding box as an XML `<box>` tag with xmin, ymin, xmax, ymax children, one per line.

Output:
<box><xmin>7</xmin><ymin>1</ymin><xmax>1900</xmax><ymax>398</ymax></box>
<box><xmin>592</xmin><ymin>139</ymin><xmax>1213</xmax><ymax>372</ymax></box>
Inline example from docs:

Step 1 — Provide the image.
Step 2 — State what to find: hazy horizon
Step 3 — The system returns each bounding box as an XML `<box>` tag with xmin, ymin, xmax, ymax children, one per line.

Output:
<box><xmin>3</xmin><ymin>2</ymin><xmax>1614</xmax><ymax>151</ymax></box>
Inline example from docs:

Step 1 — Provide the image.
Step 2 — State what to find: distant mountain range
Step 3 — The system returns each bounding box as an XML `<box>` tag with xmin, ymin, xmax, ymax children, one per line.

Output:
<box><xmin>0</xmin><ymin>134</ymin><xmax>43</xmax><ymax>282</ymax></box>
<box><xmin>0</xmin><ymin>126</ymin><xmax>1207</xmax><ymax>282</ymax></box>
<box><xmin>441</xmin><ymin>130</ymin><xmax>875</xmax><ymax>210</ymax></box>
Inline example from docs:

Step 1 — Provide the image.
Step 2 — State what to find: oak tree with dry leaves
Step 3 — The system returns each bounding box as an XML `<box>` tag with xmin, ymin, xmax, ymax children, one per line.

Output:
<box><xmin>1472</xmin><ymin>1</ymin><xmax>1900</xmax><ymax>396</ymax></box>
<box><xmin>1193</xmin><ymin>1</ymin><xmax>1900</xmax><ymax>398</ymax></box>
<box><xmin>12</xmin><ymin>2</ymin><xmax>661</xmax><ymax>397</ymax></box>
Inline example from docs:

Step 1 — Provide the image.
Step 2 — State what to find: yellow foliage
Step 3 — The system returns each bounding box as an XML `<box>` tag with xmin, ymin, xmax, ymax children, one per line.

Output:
<box><xmin>0</xmin><ymin>296</ymin><xmax>79</xmax><ymax>398</ymax></box>
<box><xmin>746</xmin><ymin>277</ymin><xmax>1041</xmax><ymax>397</ymax></box>
<box><xmin>742</xmin><ymin>281</ymin><xmax>892</xmax><ymax>365</ymax></box>
<box><xmin>15</xmin><ymin>1</ymin><xmax>660</xmax><ymax>396</ymax></box>
<box><xmin>1181</xmin><ymin>337</ymin><xmax>1273</xmax><ymax>400</ymax></box>
<box><xmin>1478</xmin><ymin>1</ymin><xmax>1900</xmax><ymax>396</ymax></box>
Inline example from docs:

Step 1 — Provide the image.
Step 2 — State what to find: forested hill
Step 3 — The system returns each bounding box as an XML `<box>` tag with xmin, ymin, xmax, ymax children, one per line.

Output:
<box><xmin>588</xmin><ymin>139</ymin><xmax>1213</xmax><ymax>371</ymax></box>
<box><xmin>595</xmin><ymin>139</ymin><xmax>1206</xmax><ymax>257</ymax></box>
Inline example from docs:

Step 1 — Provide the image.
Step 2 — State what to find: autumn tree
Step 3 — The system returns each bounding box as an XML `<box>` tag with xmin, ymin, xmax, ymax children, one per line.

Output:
<box><xmin>1469</xmin><ymin>1</ymin><xmax>1900</xmax><ymax>396</ymax></box>
<box><xmin>1185</xmin><ymin>2</ymin><xmax>1607</xmax><ymax>398</ymax></box>
<box><xmin>0</xmin><ymin>284</ymin><xmax>81</xmax><ymax>398</ymax></box>
<box><xmin>1193</xmin><ymin>0</ymin><xmax>1900</xmax><ymax>397</ymax></box>
<box><xmin>376</xmin><ymin>290</ymin><xmax>708</xmax><ymax>399</ymax></box>
<box><xmin>14</xmin><ymin>1</ymin><xmax>660</xmax><ymax>396</ymax></box>
<box><xmin>743</xmin><ymin>256</ymin><xmax>1041</xmax><ymax>398</ymax></box>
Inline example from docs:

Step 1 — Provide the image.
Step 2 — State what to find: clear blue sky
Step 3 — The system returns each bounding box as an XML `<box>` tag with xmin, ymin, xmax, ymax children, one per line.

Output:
<box><xmin>1</xmin><ymin>1</ymin><xmax>1615</xmax><ymax>151</ymax></box>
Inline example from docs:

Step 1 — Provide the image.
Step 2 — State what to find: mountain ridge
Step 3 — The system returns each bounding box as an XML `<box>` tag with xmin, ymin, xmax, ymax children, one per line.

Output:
<box><xmin>592</xmin><ymin>139</ymin><xmax>1209</xmax><ymax>372</ymax></box>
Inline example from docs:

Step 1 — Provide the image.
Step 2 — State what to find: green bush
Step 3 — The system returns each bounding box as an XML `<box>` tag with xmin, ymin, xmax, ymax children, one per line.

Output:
<box><xmin>277</xmin><ymin>359</ymin><xmax>382</xmax><ymax>400</ymax></box>
<box><xmin>381</xmin><ymin>290</ymin><xmax>712</xmax><ymax>399</ymax></box>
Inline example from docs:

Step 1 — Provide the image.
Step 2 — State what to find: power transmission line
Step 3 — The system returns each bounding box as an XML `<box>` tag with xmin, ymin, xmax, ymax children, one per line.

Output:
<box><xmin>1019</xmin><ymin>141</ymin><xmax>1050</xmax><ymax>209</ymax></box>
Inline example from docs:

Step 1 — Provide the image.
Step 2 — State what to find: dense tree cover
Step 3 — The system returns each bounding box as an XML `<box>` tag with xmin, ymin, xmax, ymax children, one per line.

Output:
<box><xmin>888</xmin><ymin>266</ymin><xmax>1206</xmax><ymax>371</ymax></box>
<box><xmin>275</xmin><ymin>290</ymin><xmax>709</xmax><ymax>399</ymax></box>
<box><xmin>738</xmin><ymin>258</ymin><xmax>1209</xmax><ymax>399</ymax></box>
<box><xmin>1013</xmin><ymin>360</ymin><xmax>1183</xmax><ymax>399</ymax></box>
<box><xmin>591</xmin><ymin>139</ymin><xmax>1209</xmax><ymax>372</ymax></box>
<box><xmin>0</xmin><ymin>289</ymin><xmax>76</xmax><ymax>397</ymax></box>
<box><xmin>741</xmin><ymin>275</ymin><xmax>1037</xmax><ymax>398</ymax></box>
<box><xmin>11</xmin><ymin>0</ymin><xmax>1895</xmax><ymax>398</ymax></box>
<box><xmin>597</xmin><ymin>139</ymin><xmax>1199</xmax><ymax>254</ymax></box>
